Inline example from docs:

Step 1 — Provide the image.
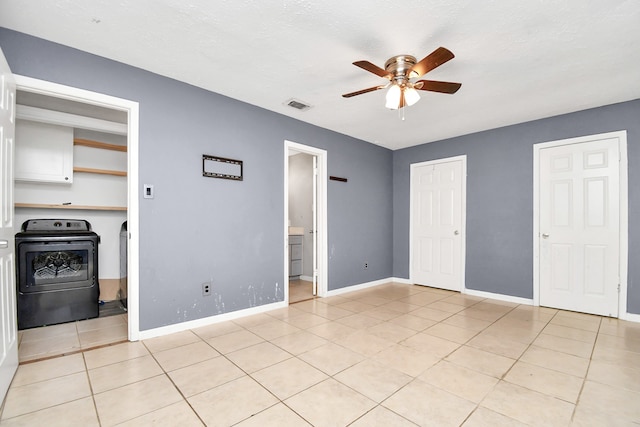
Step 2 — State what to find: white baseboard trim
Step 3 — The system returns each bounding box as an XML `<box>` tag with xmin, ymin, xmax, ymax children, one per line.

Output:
<box><xmin>390</xmin><ymin>277</ymin><xmax>412</xmax><ymax>285</ymax></box>
<box><xmin>326</xmin><ymin>278</ymin><xmax>397</xmax><ymax>297</ymax></box>
<box><xmin>463</xmin><ymin>288</ymin><xmax>534</xmax><ymax>306</ymax></box>
<box><xmin>299</xmin><ymin>275</ymin><xmax>313</xmax><ymax>282</ymax></box>
<box><xmin>137</xmin><ymin>301</ymin><xmax>288</xmax><ymax>340</ymax></box>
<box><xmin>463</xmin><ymin>289</ymin><xmax>639</xmax><ymax>322</ymax></box>
<box><xmin>621</xmin><ymin>311</ymin><xmax>640</xmax><ymax>323</ymax></box>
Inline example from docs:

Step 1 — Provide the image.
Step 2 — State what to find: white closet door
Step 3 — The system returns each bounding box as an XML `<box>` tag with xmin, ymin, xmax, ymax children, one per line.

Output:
<box><xmin>539</xmin><ymin>137</ymin><xmax>620</xmax><ymax>316</ymax></box>
<box><xmin>411</xmin><ymin>158</ymin><xmax>464</xmax><ymax>291</ymax></box>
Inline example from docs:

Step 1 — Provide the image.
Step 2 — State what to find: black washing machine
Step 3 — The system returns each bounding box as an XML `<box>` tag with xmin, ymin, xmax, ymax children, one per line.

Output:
<box><xmin>16</xmin><ymin>219</ymin><xmax>100</xmax><ymax>330</ymax></box>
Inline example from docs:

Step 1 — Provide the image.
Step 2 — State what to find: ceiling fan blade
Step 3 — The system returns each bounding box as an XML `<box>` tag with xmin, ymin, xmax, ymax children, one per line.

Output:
<box><xmin>414</xmin><ymin>80</ymin><xmax>462</xmax><ymax>94</ymax></box>
<box><xmin>410</xmin><ymin>47</ymin><xmax>455</xmax><ymax>77</ymax></box>
<box><xmin>342</xmin><ymin>85</ymin><xmax>386</xmax><ymax>98</ymax></box>
<box><xmin>352</xmin><ymin>61</ymin><xmax>392</xmax><ymax>79</ymax></box>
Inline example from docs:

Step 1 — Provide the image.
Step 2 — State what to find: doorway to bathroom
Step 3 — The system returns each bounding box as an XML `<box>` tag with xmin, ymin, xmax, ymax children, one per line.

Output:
<box><xmin>284</xmin><ymin>140</ymin><xmax>327</xmax><ymax>304</ymax></box>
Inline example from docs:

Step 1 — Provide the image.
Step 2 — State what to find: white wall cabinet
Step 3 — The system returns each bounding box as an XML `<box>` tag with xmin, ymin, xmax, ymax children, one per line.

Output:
<box><xmin>15</xmin><ymin>120</ymin><xmax>73</xmax><ymax>184</ymax></box>
<box><xmin>289</xmin><ymin>235</ymin><xmax>303</xmax><ymax>277</ymax></box>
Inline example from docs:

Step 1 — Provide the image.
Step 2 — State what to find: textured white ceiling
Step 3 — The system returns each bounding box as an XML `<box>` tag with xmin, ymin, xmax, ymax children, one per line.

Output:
<box><xmin>1</xmin><ymin>0</ymin><xmax>639</xmax><ymax>150</ymax></box>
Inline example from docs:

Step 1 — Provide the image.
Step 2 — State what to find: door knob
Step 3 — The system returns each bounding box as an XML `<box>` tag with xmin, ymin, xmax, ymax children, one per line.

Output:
<box><xmin>454</xmin><ymin>230</ymin><xmax>459</xmax><ymax>235</ymax></box>
<box><xmin>541</xmin><ymin>233</ymin><xmax>550</xmax><ymax>239</ymax></box>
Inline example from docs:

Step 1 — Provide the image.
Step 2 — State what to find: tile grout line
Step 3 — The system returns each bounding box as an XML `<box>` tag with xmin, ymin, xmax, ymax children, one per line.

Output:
<box><xmin>81</xmin><ymin>350</ymin><xmax>103</xmax><ymax>427</ymax></box>
<box><xmin>143</xmin><ymin>320</ymin><xmax>315</xmax><ymax>426</ymax></box>
<box><xmin>569</xmin><ymin>314</ymin><xmax>603</xmax><ymax>424</ymax></box>
<box><xmin>18</xmin><ymin>339</ymin><xmax>129</xmax><ymax>365</ymax></box>
<box><xmin>198</xmin><ymin>320</ymin><xmax>317</xmax><ymax>426</ymax></box>
<box><xmin>466</xmin><ymin>304</ymin><xmax>558</xmax><ymax>426</ymax></box>
<box><xmin>139</xmin><ymin>337</ymin><xmax>210</xmax><ymax>427</ymax></box>
<box><xmin>445</xmin><ymin>301</ymin><xmax>523</xmax><ymax>426</ymax></box>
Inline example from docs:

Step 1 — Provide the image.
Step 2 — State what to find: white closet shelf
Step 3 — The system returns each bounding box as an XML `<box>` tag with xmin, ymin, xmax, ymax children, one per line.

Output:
<box><xmin>74</xmin><ymin>138</ymin><xmax>127</xmax><ymax>152</ymax></box>
<box><xmin>73</xmin><ymin>166</ymin><xmax>126</xmax><ymax>177</ymax></box>
<box><xmin>15</xmin><ymin>203</ymin><xmax>127</xmax><ymax>211</ymax></box>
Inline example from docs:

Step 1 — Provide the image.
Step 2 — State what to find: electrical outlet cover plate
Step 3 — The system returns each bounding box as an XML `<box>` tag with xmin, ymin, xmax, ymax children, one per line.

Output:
<box><xmin>202</xmin><ymin>283</ymin><xmax>211</xmax><ymax>296</ymax></box>
<box><xmin>143</xmin><ymin>184</ymin><xmax>154</xmax><ymax>199</ymax></box>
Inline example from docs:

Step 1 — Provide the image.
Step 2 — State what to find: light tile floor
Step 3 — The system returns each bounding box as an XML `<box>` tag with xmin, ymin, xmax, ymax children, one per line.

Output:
<box><xmin>290</xmin><ymin>279</ymin><xmax>315</xmax><ymax>304</ymax></box>
<box><xmin>2</xmin><ymin>282</ymin><xmax>640</xmax><ymax>426</ymax></box>
<box><xmin>17</xmin><ymin>313</ymin><xmax>129</xmax><ymax>363</ymax></box>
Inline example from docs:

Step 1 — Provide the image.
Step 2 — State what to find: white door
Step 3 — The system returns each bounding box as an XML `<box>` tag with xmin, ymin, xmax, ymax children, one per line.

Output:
<box><xmin>538</xmin><ymin>137</ymin><xmax>620</xmax><ymax>316</ymax></box>
<box><xmin>0</xmin><ymin>48</ymin><xmax>18</xmax><ymax>401</ymax></box>
<box><xmin>411</xmin><ymin>157</ymin><xmax>465</xmax><ymax>291</ymax></box>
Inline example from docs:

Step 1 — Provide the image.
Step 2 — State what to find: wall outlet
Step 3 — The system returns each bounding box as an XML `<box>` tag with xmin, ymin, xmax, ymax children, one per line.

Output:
<box><xmin>364</xmin><ymin>263</ymin><xmax>368</xmax><ymax>269</ymax></box>
<box><xmin>202</xmin><ymin>282</ymin><xmax>211</xmax><ymax>296</ymax></box>
<box><xmin>143</xmin><ymin>184</ymin><xmax>154</xmax><ymax>199</ymax></box>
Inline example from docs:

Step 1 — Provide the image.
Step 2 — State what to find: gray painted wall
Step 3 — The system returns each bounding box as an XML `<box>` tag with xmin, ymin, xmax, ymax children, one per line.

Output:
<box><xmin>0</xmin><ymin>28</ymin><xmax>394</xmax><ymax>330</ymax></box>
<box><xmin>4</xmin><ymin>27</ymin><xmax>637</xmax><ymax>323</ymax></box>
<box><xmin>393</xmin><ymin>99</ymin><xmax>640</xmax><ymax>314</ymax></box>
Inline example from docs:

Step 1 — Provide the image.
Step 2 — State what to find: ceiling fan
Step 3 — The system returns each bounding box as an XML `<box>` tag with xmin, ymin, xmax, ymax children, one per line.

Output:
<box><xmin>342</xmin><ymin>47</ymin><xmax>461</xmax><ymax>110</ymax></box>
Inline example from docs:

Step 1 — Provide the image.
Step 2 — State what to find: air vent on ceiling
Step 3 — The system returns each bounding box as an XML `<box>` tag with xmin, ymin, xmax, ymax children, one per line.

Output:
<box><xmin>284</xmin><ymin>98</ymin><xmax>312</xmax><ymax>111</ymax></box>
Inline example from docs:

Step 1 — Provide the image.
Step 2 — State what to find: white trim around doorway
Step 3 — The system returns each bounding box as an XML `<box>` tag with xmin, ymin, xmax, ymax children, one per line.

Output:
<box><xmin>284</xmin><ymin>140</ymin><xmax>328</xmax><ymax>301</ymax></box>
<box><xmin>533</xmin><ymin>130</ymin><xmax>629</xmax><ymax>320</ymax></box>
<box><xmin>13</xmin><ymin>75</ymin><xmax>141</xmax><ymax>340</ymax></box>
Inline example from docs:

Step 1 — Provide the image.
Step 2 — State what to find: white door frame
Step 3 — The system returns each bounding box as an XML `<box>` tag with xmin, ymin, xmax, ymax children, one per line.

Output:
<box><xmin>14</xmin><ymin>75</ymin><xmax>141</xmax><ymax>340</ymax></box>
<box><xmin>533</xmin><ymin>130</ymin><xmax>628</xmax><ymax>319</ymax></box>
<box><xmin>409</xmin><ymin>155</ymin><xmax>467</xmax><ymax>292</ymax></box>
<box><xmin>284</xmin><ymin>140</ymin><xmax>328</xmax><ymax>300</ymax></box>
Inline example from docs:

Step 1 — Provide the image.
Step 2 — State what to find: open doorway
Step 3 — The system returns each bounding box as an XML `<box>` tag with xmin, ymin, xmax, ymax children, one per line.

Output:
<box><xmin>12</xmin><ymin>75</ymin><xmax>139</xmax><ymax>362</ymax></box>
<box><xmin>284</xmin><ymin>140</ymin><xmax>327</xmax><ymax>304</ymax></box>
<box><xmin>288</xmin><ymin>151</ymin><xmax>315</xmax><ymax>303</ymax></box>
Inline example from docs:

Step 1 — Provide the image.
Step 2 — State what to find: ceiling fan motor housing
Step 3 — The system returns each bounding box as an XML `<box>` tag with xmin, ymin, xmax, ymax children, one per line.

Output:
<box><xmin>384</xmin><ymin>55</ymin><xmax>419</xmax><ymax>85</ymax></box>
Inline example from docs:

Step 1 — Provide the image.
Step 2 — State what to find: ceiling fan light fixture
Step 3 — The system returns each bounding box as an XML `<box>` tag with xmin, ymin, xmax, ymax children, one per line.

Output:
<box><xmin>404</xmin><ymin>87</ymin><xmax>420</xmax><ymax>106</ymax></box>
<box><xmin>385</xmin><ymin>84</ymin><xmax>401</xmax><ymax>109</ymax></box>
<box><xmin>343</xmin><ymin>47</ymin><xmax>460</xmax><ymax>115</ymax></box>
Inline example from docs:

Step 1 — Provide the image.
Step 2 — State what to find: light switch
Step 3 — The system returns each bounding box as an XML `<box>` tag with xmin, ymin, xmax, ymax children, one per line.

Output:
<box><xmin>143</xmin><ymin>184</ymin><xmax>154</xmax><ymax>199</ymax></box>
